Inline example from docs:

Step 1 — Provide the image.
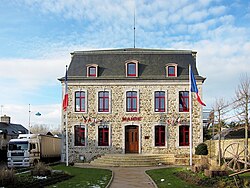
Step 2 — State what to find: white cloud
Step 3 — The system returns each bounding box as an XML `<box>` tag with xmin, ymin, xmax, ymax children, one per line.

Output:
<box><xmin>0</xmin><ymin>55</ymin><xmax>69</xmax><ymax>88</ymax></box>
<box><xmin>208</xmin><ymin>5</ymin><xmax>226</xmax><ymax>15</ymax></box>
<box><xmin>2</xmin><ymin>0</ymin><xmax>249</xmax><ymax>118</ymax></box>
<box><xmin>1</xmin><ymin>103</ymin><xmax>61</xmax><ymax>130</ymax></box>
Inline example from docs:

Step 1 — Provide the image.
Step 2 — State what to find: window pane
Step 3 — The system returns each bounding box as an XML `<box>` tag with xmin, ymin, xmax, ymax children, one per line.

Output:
<box><xmin>98</xmin><ymin>91</ymin><xmax>109</xmax><ymax>112</ymax></box>
<box><xmin>160</xmin><ymin>99</ymin><xmax>165</xmax><ymax>109</ymax></box>
<box><xmin>75</xmin><ymin>125</ymin><xmax>85</xmax><ymax>146</ymax></box>
<box><xmin>155</xmin><ymin>91</ymin><xmax>165</xmax><ymax>112</ymax></box>
<box><xmin>89</xmin><ymin>67</ymin><xmax>96</xmax><ymax>76</ymax></box>
<box><xmin>128</xmin><ymin>63</ymin><xmax>136</xmax><ymax>75</ymax></box>
<box><xmin>127</xmin><ymin>99</ymin><xmax>131</xmax><ymax>108</ymax></box>
<box><xmin>99</xmin><ymin>98</ymin><xmax>103</xmax><ymax>106</ymax></box>
<box><xmin>155</xmin><ymin>91</ymin><xmax>159</xmax><ymax>97</ymax></box>
<box><xmin>98</xmin><ymin>127</ymin><xmax>109</xmax><ymax>146</ymax></box>
<box><xmin>168</xmin><ymin>66</ymin><xmax>175</xmax><ymax>76</ymax></box>
<box><xmin>75</xmin><ymin>91</ymin><xmax>85</xmax><ymax>112</ymax></box>
<box><xmin>104</xmin><ymin>92</ymin><xmax>109</xmax><ymax>97</ymax></box>
<box><xmin>76</xmin><ymin>98</ymin><xmax>80</xmax><ymax>111</ymax></box>
<box><xmin>132</xmin><ymin>91</ymin><xmax>137</xmax><ymax>97</ymax></box>
<box><xmin>76</xmin><ymin>92</ymin><xmax>80</xmax><ymax>97</ymax></box>
<box><xmin>155</xmin><ymin>126</ymin><xmax>165</xmax><ymax>146</ymax></box>
<box><xmin>81</xmin><ymin>98</ymin><xmax>85</xmax><ymax>111</ymax></box>
<box><xmin>126</xmin><ymin>91</ymin><xmax>137</xmax><ymax>112</ymax></box>
<box><xmin>127</xmin><ymin>92</ymin><xmax>131</xmax><ymax>97</ymax></box>
<box><xmin>155</xmin><ymin>99</ymin><xmax>159</xmax><ymax>111</ymax></box>
<box><xmin>179</xmin><ymin>126</ymin><xmax>189</xmax><ymax>146</ymax></box>
<box><xmin>104</xmin><ymin>98</ymin><xmax>109</xmax><ymax>109</ymax></box>
<box><xmin>132</xmin><ymin>98</ymin><xmax>136</xmax><ymax>109</ymax></box>
<box><xmin>99</xmin><ymin>92</ymin><xmax>103</xmax><ymax>97</ymax></box>
<box><xmin>179</xmin><ymin>91</ymin><xmax>189</xmax><ymax>112</ymax></box>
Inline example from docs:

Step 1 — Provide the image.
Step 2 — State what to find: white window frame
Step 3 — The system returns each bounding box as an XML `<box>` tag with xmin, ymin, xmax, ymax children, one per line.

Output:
<box><xmin>72</xmin><ymin>124</ymin><xmax>88</xmax><ymax>147</ymax></box>
<box><xmin>152</xmin><ymin>124</ymin><xmax>168</xmax><ymax>148</ymax></box>
<box><xmin>125</xmin><ymin>60</ymin><xmax>139</xmax><ymax>77</ymax></box>
<box><xmin>73</xmin><ymin>89</ymin><xmax>88</xmax><ymax>114</ymax></box>
<box><xmin>95</xmin><ymin>123</ymin><xmax>112</xmax><ymax>148</ymax></box>
<box><xmin>166</xmin><ymin>63</ymin><xmax>178</xmax><ymax>77</ymax></box>
<box><xmin>122</xmin><ymin>123</ymin><xmax>142</xmax><ymax>154</ymax></box>
<box><xmin>86</xmin><ymin>64</ymin><xmax>98</xmax><ymax>77</ymax></box>
<box><xmin>176</xmin><ymin>124</ymin><xmax>190</xmax><ymax>148</ymax></box>
<box><xmin>153</xmin><ymin>90</ymin><xmax>168</xmax><ymax>113</ymax></box>
<box><xmin>178</xmin><ymin>90</ymin><xmax>189</xmax><ymax>113</ymax></box>
<box><xmin>124</xmin><ymin>89</ymin><xmax>140</xmax><ymax>113</ymax></box>
<box><xmin>96</xmin><ymin>89</ymin><xmax>112</xmax><ymax>114</ymax></box>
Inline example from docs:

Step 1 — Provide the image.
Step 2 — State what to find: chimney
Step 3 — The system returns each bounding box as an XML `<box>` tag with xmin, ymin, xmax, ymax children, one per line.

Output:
<box><xmin>1</xmin><ymin>115</ymin><xmax>11</xmax><ymax>124</ymax></box>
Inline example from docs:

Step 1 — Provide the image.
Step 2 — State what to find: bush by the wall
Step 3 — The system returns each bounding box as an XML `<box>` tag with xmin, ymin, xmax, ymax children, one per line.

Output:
<box><xmin>0</xmin><ymin>167</ymin><xmax>16</xmax><ymax>187</ymax></box>
<box><xmin>195</xmin><ymin>143</ymin><xmax>208</xmax><ymax>155</ymax></box>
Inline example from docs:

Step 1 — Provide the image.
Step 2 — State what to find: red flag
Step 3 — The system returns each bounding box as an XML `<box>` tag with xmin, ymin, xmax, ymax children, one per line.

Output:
<box><xmin>63</xmin><ymin>66</ymin><xmax>68</xmax><ymax>111</ymax></box>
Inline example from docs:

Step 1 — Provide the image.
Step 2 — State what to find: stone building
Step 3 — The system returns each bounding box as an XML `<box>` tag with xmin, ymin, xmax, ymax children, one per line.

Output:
<box><xmin>0</xmin><ymin>115</ymin><xmax>28</xmax><ymax>160</ymax></box>
<box><xmin>59</xmin><ymin>48</ymin><xmax>205</xmax><ymax>162</ymax></box>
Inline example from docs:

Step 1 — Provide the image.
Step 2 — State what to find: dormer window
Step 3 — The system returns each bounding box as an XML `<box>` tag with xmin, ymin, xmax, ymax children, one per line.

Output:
<box><xmin>87</xmin><ymin>64</ymin><xmax>98</xmax><ymax>77</ymax></box>
<box><xmin>166</xmin><ymin>63</ymin><xmax>177</xmax><ymax>77</ymax></box>
<box><xmin>89</xmin><ymin>67</ymin><xmax>96</xmax><ymax>76</ymax></box>
<box><xmin>128</xmin><ymin>63</ymin><xmax>136</xmax><ymax>76</ymax></box>
<box><xmin>125</xmin><ymin>60</ymin><xmax>139</xmax><ymax>77</ymax></box>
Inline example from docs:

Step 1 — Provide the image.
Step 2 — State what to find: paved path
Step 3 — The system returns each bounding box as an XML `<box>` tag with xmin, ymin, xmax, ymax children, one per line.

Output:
<box><xmin>108</xmin><ymin>167</ymin><xmax>157</xmax><ymax>188</ymax></box>
<box><xmin>75</xmin><ymin>163</ymin><xmax>166</xmax><ymax>188</ymax></box>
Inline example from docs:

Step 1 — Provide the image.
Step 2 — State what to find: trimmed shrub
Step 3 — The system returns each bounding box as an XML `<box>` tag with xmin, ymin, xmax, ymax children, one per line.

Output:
<box><xmin>195</xmin><ymin>143</ymin><xmax>208</xmax><ymax>155</ymax></box>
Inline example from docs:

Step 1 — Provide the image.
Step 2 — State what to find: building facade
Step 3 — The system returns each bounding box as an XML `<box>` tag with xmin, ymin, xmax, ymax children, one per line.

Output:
<box><xmin>0</xmin><ymin>115</ymin><xmax>28</xmax><ymax>160</ymax></box>
<box><xmin>60</xmin><ymin>48</ymin><xmax>205</xmax><ymax>162</ymax></box>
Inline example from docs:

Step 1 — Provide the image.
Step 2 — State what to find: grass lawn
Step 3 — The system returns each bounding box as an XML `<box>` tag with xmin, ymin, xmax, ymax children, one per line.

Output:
<box><xmin>47</xmin><ymin>165</ymin><xmax>112</xmax><ymax>188</ymax></box>
<box><xmin>146</xmin><ymin>167</ymin><xmax>204</xmax><ymax>188</ymax></box>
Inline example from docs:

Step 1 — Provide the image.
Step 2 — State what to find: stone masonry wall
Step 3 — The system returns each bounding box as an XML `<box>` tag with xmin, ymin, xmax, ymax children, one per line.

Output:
<box><xmin>62</xmin><ymin>81</ymin><xmax>203</xmax><ymax>162</ymax></box>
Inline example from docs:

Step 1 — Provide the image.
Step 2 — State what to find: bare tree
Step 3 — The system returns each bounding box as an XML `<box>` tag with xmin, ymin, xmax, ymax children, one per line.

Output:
<box><xmin>213</xmin><ymin>98</ymin><xmax>228</xmax><ymax>166</ymax></box>
<box><xmin>234</xmin><ymin>74</ymin><xmax>250</xmax><ymax>169</ymax></box>
<box><xmin>30</xmin><ymin>124</ymin><xmax>60</xmax><ymax>135</ymax></box>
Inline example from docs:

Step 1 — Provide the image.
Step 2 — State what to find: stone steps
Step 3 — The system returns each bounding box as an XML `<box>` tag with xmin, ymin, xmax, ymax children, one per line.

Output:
<box><xmin>90</xmin><ymin>154</ymin><xmax>177</xmax><ymax>167</ymax></box>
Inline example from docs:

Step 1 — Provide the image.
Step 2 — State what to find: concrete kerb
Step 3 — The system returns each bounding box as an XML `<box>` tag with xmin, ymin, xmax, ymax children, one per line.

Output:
<box><xmin>144</xmin><ymin>170</ymin><xmax>158</xmax><ymax>188</ymax></box>
<box><xmin>106</xmin><ymin>170</ymin><xmax>114</xmax><ymax>188</ymax></box>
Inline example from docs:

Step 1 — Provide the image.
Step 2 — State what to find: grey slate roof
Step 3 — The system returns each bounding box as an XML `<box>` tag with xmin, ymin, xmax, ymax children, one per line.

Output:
<box><xmin>61</xmin><ymin>48</ymin><xmax>205</xmax><ymax>81</ymax></box>
<box><xmin>0</xmin><ymin>122</ymin><xmax>28</xmax><ymax>136</ymax></box>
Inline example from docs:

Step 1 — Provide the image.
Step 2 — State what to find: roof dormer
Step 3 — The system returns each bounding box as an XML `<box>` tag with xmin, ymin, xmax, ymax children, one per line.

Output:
<box><xmin>86</xmin><ymin>64</ymin><xmax>98</xmax><ymax>77</ymax></box>
<box><xmin>125</xmin><ymin>60</ymin><xmax>139</xmax><ymax>77</ymax></box>
<box><xmin>166</xmin><ymin>63</ymin><xmax>178</xmax><ymax>77</ymax></box>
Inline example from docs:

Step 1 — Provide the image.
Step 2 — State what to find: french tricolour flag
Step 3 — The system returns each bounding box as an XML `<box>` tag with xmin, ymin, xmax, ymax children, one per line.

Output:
<box><xmin>63</xmin><ymin>66</ymin><xmax>68</xmax><ymax>111</ymax></box>
<box><xmin>190</xmin><ymin>67</ymin><xmax>206</xmax><ymax>106</ymax></box>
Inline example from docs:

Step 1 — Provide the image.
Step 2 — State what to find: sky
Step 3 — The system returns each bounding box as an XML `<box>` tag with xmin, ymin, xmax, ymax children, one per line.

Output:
<box><xmin>0</xmin><ymin>0</ymin><xmax>249</xmax><ymax>130</ymax></box>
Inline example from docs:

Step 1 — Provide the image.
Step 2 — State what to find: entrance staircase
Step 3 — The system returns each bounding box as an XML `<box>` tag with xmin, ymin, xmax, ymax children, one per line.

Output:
<box><xmin>89</xmin><ymin>154</ymin><xmax>203</xmax><ymax>167</ymax></box>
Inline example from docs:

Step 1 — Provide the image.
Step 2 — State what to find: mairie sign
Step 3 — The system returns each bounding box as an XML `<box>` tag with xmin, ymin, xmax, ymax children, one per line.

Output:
<box><xmin>122</xmin><ymin>117</ymin><xmax>143</xmax><ymax>122</ymax></box>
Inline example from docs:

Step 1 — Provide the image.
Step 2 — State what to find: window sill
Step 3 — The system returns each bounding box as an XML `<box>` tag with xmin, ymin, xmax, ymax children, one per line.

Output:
<box><xmin>74</xmin><ymin>111</ymin><xmax>88</xmax><ymax>114</ymax></box>
<box><xmin>96</xmin><ymin>146</ymin><xmax>111</xmax><ymax>148</ymax></box>
<box><xmin>97</xmin><ymin>111</ymin><xmax>111</xmax><ymax>114</ymax></box>
<box><xmin>177</xmin><ymin>146</ymin><xmax>189</xmax><ymax>148</ymax></box>
<box><xmin>154</xmin><ymin>146</ymin><xmax>167</xmax><ymax>148</ymax></box>
<box><xmin>74</xmin><ymin>145</ymin><xmax>87</xmax><ymax>148</ymax></box>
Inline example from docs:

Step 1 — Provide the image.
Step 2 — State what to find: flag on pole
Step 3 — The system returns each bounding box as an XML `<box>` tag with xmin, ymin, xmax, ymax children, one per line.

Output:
<box><xmin>63</xmin><ymin>66</ymin><xmax>68</xmax><ymax>111</ymax></box>
<box><xmin>190</xmin><ymin>68</ymin><xmax>206</xmax><ymax>106</ymax></box>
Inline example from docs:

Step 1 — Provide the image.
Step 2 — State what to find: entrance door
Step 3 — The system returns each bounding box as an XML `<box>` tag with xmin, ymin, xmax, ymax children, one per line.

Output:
<box><xmin>125</xmin><ymin>125</ymin><xmax>139</xmax><ymax>153</ymax></box>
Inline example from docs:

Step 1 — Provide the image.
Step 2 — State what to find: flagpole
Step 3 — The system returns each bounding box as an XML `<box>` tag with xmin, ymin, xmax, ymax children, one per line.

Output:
<box><xmin>65</xmin><ymin>107</ymin><xmax>68</xmax><ymax>166</ymax></box>
<box><xmin>28</xmin><ymin>104</ymin><xmax>31</xmax><ymax>134</ymax></box>
<box><xmin>64</xmin><ymin>65</ymin><xmax>69</xmax><ymax>166</ymax></box>
<box><xmin>189</xmin><ymin>64</ymin><xmax>193</xmax><ymax>166</ymax></box>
